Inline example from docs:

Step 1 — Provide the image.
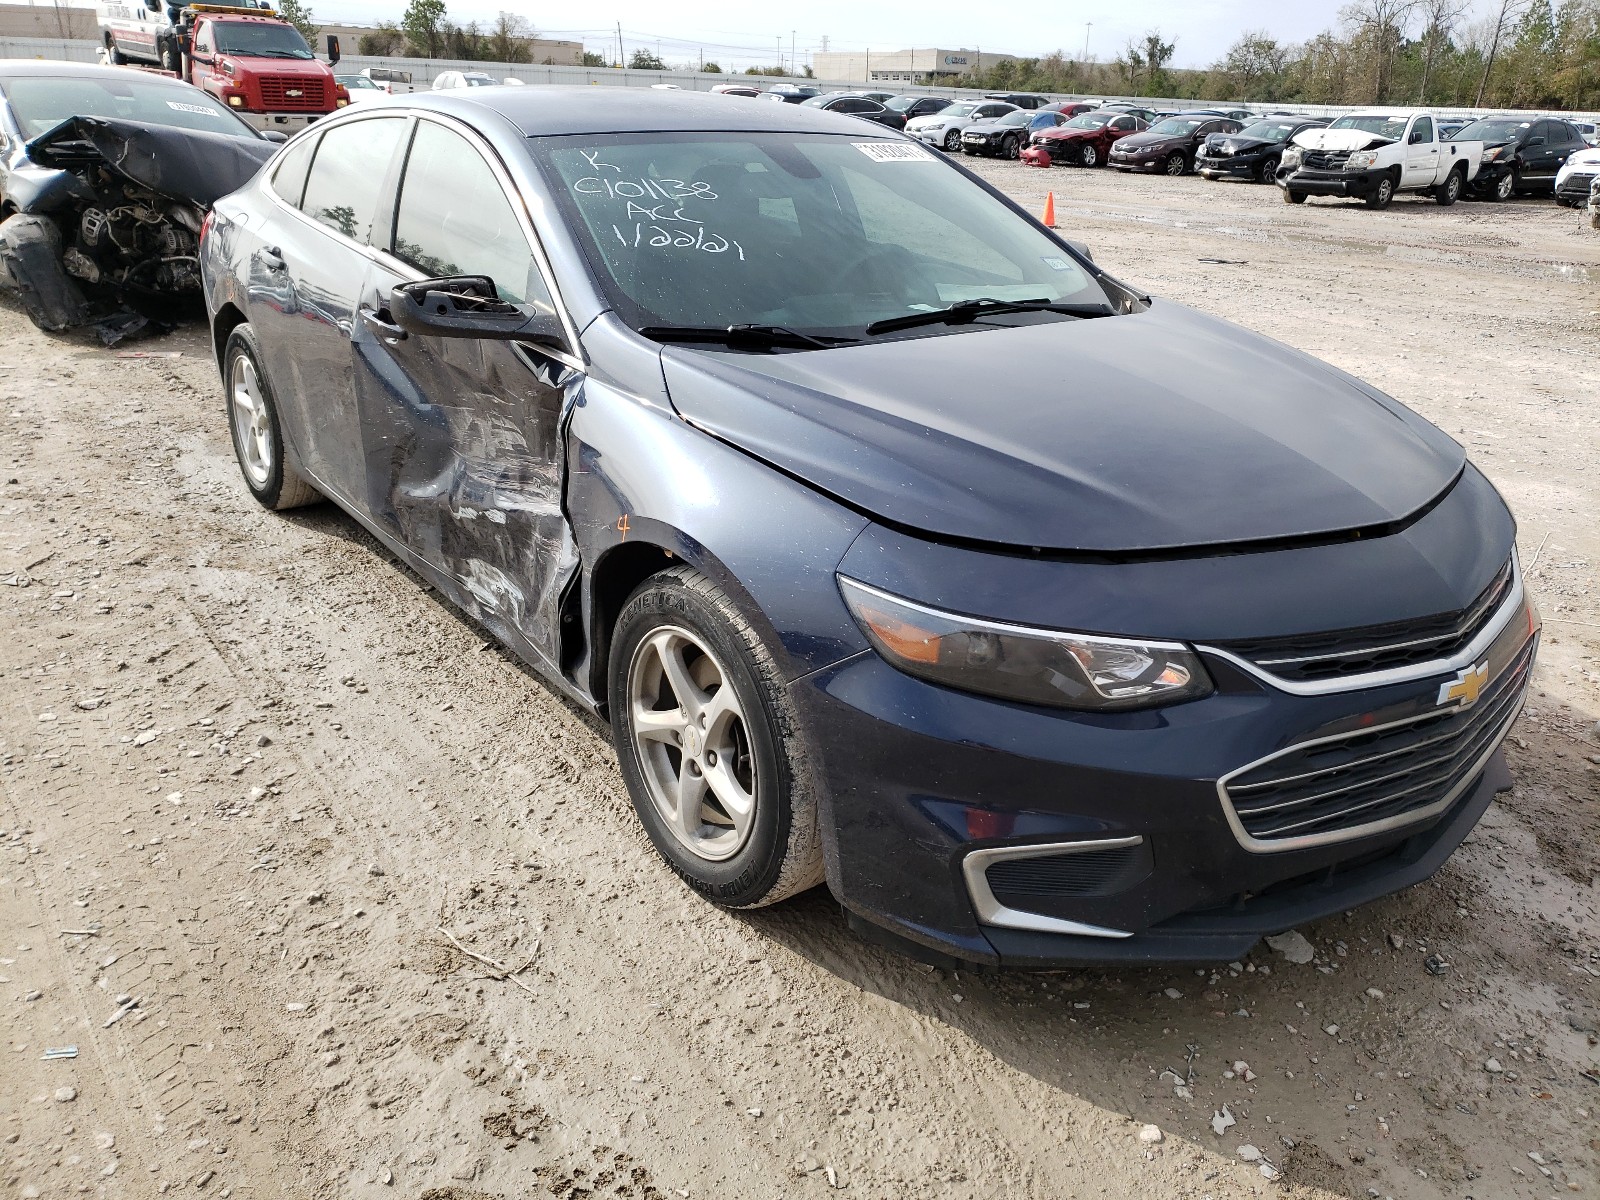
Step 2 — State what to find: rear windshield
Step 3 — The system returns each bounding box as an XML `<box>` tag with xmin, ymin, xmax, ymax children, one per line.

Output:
<box><xmin>212</xmin><ymin>21</ymin><xmax>314</xmax><ymax>58</ymax></box>
<box><xmin>535</xmin><ymin>132</ymin><xmax>1109</xmax><ymax>338</ymax></box>
<box><xmin>4</xmin><ymin>75</ymin><xmax>259</xmax><ymax>139</ymax></box>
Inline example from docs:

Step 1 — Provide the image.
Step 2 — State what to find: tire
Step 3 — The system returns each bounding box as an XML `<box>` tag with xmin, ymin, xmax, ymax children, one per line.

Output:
<box><xmin>1283</xmin><ymin>189</ymin><xmax>1306</xmax><ymax>204</ymax></box>
<box><xmin>1492</xmin><ymin>170</ymin><xmax>1515</xmax><ymax>202</ymax></box>
<box><xmin>609</xmin><ymin>567</ymin><xmax>824</xmax><ymax>909</ymax></box>
<box><xmin>1365</xmin><ymin>172</ymin><xmax>1396</xmax><ymax>209</ymax></box>
<box><xmin>104</xmin><ymin>34</ymin><xmax>127</xmax><ymax>66</ymax></box>
<box><xmin>158</xmin><ymin>37</ymin><xmax>181</xmax><ymax>73</ymax></box>
<box><xmin>222</xmin><ymin>325</ymin><xmax>321</xmax><ymax>511</ymax></box>
<box><xmin>1002</xmin><ymin>135</ymin><xmax>1020</xmax><ymax>161</ymax></box>
<box><xmin>1256</xmin><ymin>155</ymin><xmax>1279</xmax><ymax>184</ymax></box>
<box><xmin>1435</xmin><ymin>166</ymin><xmax>1463</xmax><ymax>206</ymax></box>
<box><xmin>943</xmin><ymin>129</ymin><xmax>961</xmax><ymax>152</ymax></box>
<box><xmin>0</xmin><ymin>213</ymin><xmax>93</xmax><ymax>332</ymax></box>
<box><xmin>1163</xmin><ymin>152</ymin><xmax>1187</xmax><ymax>176</ymax></box>
<box><xmin>1079</xmin><ymin>143</ymin><xmax>1099</xmax><ymax>168</ymax></box>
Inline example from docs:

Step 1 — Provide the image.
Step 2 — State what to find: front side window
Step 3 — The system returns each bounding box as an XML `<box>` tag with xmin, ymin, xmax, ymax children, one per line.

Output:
<box><xmin>300</xmin><ymin>116</ymin><xmax>406</xmax><ymax>244</ymax></box>
<box><xmin>537</xmin><ymin>133</ymin><xmax>1109</xmax><ymax>339</ymax></box>
<box><xmin>1410</xmin><ymin>116</ymin><xmax>1433</xmax><ymax>144</ymax></box>
<box><xmin>391</xmin><ymin>120</ymin><xmax>552</xmax><ymax>314</ymax></box>
<box><xmin>193</xmin><ymin>21</ymin><xmax>213</xmax><ymax>53</ymax></box>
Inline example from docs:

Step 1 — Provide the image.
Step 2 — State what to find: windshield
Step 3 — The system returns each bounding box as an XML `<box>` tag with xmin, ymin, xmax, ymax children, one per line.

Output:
<box><xmin>1238</xmin><ymin>120</ymin><xmax>1298</xmax><ymax>142</ymax></box>
<box><xmin>941</xmin><ymin>104</ymin><xmax>978</xmax><ymax>119</ymax></box>
<box><xmin>1148</xmin><ymin>118</ymin><xmax>1203</xmax><ymax>136</ymax></box>
<box><xmin>1328</xmin><ymin>114</ymin><xmax>1406</xmax><ymax>141</ymax></box>
<box><xmin>995</xmin><ymin>111</ymin><xmax>1031</xmax><ymax>127</ymax></box>
<box><xmin>4</xmin><ymin>75</ymin><xmax>258</xmax><ymax>139</ymax></box>
<box><xmin>1063</xmin><ymin>114</ymin><xmax>1112</xmax><ymax>130</ymax></box>
<box><xmin>1455</xmin><ymin>118</ymin><xmax>1532</xmax><ymax>143</ymax></box>
<box><xmin>212</xmin><ymin>21</ymin><xmax>313</xmax><ymax>58</ymax></box>
<box><xmin>537</xmin><ymin>133</ymin><xmax>1108</xmax><ymax>339</ymax></box>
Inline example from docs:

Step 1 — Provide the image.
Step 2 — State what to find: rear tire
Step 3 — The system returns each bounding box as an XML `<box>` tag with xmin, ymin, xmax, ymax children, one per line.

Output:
<box><xmin>1435</xmin><ymin>166</ymin><xmax>1463</xmax><ymax>206</ymax></box>
<box><xmin>1164</xmin><ymin>151</ymin><xmax>1187</xmax><ymax>176</ymax></box>
<box><xmin>223</xmin><ymin>324</ymin><xmax>321</xmax><ymax>511</ymax></box>
<box><xmin>158</xmin><ymin>37</ymin><xmax>181</xmax><ymax>73</ymax></box>
<box><xmin>610</xmin><ymin>567</ymin><xmax>825</xmax><ymax>909</ymax></box>
<box><xmin>1079</xmin><ymin>143</ymin><xmax>1099</xmax><ymax>168</ymax></box>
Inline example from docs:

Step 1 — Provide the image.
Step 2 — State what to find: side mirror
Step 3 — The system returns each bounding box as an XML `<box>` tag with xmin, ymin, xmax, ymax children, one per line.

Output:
<box><xmin>1527</xmin><ymin>135</ymin><xmax>1545</xmax><ymax>147</ymax></box>
<box><xmin>390</xmin><ymin>276</ymin><xmax>564</xmax><ymax>346</ymax></box>
<box><xmin>259</xmin><ymin>129</ymin><xmax>288</xmax><ymax>143</ymax></box>
<box><xmin>326</xmin><ymin>35</ymin><xmax>341</xmax><ymax>65</ymax></box>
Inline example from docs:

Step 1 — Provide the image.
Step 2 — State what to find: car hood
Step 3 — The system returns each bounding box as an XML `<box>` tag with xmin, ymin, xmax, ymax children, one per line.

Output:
<box><xmin>28</xmin><ymin>116</ymin><xmax>274</xmax><ymax>208</ymax></box>
<box><xmin>658</xmin><ymin>302</ymin><xmax>1465</xmax><ymax>553</ymax></box>
<box><xmin>1116</xmin><ymin>131</ymin><xmax>1184</xmax><ymax>151</ymax></box>
<box><xmin>1207</xmin><ymin>134</ymin><xmax>1276</xmax><ymax>154</ymax></box>
<box><xmin>1293</xmin><ymin>128</ymin><xmax>1395</xmax><ymax>152</ymax></box>
<box><xmin>1039</xmin><ymin>127</ymin><xmax>1098</xmax><ymax>141</ymax></box>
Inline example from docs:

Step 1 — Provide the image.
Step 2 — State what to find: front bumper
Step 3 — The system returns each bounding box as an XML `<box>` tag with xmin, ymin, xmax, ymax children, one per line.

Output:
<box><xmin>1108</xmin><ymin>153</ymin><xmax>1163</xmax><ymax>172</ymax></box>
<box><xmin>1557</xmin><ymin>172</ymin><xmax>1598</xmax><ymax>204</ymax></box>
<box><xmin>1020</xmin><ymin>145</ymin><xmax>1053</xmax><ymax>167</ymax></box>
<box><xmin>1197</xmin><ymin>154</ymin><xmax>1261</xmax><ymax>178</ymax></box>
<box><xmin>909</xmin><ymin>128</ymin><xmax>951</xmax><ymax>148</ymax></box>
<box><xmin>801</xmin><ymin>541</ymin><xmax>1536</xmax><ymax>969</ymax></box>
<box><xmin>960</xmin><ymin>135</ymin><xmax>1004</xmax><ymax>155</ymax></box>
<box><xmin>1279</xmin><ymin>166</ymin><xmax>1387</xmax><ymax>197</ymax></box>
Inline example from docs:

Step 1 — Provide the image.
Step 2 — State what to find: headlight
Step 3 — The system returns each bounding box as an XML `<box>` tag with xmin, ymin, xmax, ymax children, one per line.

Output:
<box><xmin>1345</xmin><ymin>150</ymin><xmax>1381</xmax><ymax>171</ymax></box>
<box><xmin>227</xmin><ymin>95</ymin><xmax>244</xmax><ymax>107</ymax></box>
<box><xmin>1281</xmin><ymin>146</ymin><xmax>1303</xmax><ymax>168</ymax></box>
<box><xmin>838</xmin><ymin>577</ymin><xmax>1214</xmax><ymax>711</ymax></box>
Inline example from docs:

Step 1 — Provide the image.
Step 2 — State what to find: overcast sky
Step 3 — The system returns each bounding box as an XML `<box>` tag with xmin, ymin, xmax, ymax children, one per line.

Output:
<box><xmin>305</xmin><ymin>1</ymin><xmax>1486</xmax><ymax>71</ymax></box>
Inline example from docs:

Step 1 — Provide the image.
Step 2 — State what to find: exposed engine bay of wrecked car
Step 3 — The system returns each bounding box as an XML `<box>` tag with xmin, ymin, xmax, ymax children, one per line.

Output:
<box><xmin>0</xmin><ymin>116</ymin><xmax>274</xmax><ymax>339</ymax></box>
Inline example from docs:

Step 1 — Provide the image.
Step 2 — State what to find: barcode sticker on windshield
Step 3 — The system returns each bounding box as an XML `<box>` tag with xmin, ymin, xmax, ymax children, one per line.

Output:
<box><xmin>166</xmin><ymin>101</ymin><xmax>220</xmax><ymax>116</ymax></box>
<box><xmin>853</xmin><ymin>143</ymin><xmax>933</xmax><ymax>163</ymax></box>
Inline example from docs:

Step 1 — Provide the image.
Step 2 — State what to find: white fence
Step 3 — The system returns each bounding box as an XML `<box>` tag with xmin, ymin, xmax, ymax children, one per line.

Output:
<box><xmin>5</xmin><ymin>36</ymin><xmax>1599</xmax><ymax>124</ymax></box>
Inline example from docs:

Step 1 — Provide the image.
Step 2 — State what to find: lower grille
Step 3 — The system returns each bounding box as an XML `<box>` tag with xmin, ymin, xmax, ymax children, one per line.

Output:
<box><xmin>1222</xmin><ymin>636</ymin><xmax>1534</xmax><ymax>846</ymax></box>
<box><xmin>986</xmin><ymin>843</ymin><xmax>1143</xmax><ymax>901</ymax></box>
<box><xmin>258</xmin><ymin>76</ymin><xmax>328</xmax><ymax>110</ymax></box>
<box><xmin>1303</xmin><ymin>149</ymin><xmax>1350</xmax><ymax>170</ymax></box>
<box><xmin>1558</xmin><ymin>172</ymin><xmax>1596</xmax><ymax>202</ymax></box>
<box><xmin>1216</xmin><ymin>559</ymin><xmax>1514</xmax><ymax>684</ymax></box>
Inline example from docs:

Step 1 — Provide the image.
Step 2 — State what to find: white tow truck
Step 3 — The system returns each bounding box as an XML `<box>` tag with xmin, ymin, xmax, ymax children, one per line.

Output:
<box><xmin>1277</xmin><ymin>110</ymin><xmax>1485</xmax><ymax>209</ymax></box>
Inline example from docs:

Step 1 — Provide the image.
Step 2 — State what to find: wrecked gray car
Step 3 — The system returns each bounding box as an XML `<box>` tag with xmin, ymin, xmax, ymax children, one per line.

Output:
<box><xmin>0</xmin><ymin>60</ymin><xmax>277</xmax><ymax>337</ymax></box>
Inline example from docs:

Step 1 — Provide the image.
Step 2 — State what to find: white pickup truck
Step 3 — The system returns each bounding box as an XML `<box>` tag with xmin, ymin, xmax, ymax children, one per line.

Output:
<box><xmin>1277</xmin><ymin>110</ymin><xmax>1485</xmax><ymax>209</ymax></box>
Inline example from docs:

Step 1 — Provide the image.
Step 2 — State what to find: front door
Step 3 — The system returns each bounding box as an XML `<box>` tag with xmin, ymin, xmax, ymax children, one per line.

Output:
<box><xmin>351</xmin><ymin>117</ymin><xmax>580</xmax><ymax>671</ymax></box>
<box><xmin>1403</xmin><ymin>116</ymin><xmax>1437</xmax><ymax>187</ymax></box>
<box><xmin>247</xmin><ymin>113</ymin><xmax>409</xmax><ymax>506</ymax></box>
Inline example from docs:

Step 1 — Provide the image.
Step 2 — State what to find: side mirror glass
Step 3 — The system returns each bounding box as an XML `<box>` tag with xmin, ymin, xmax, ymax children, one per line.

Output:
<box><xmin>391</xmin><ymin>276</ymin><xmax>564</xmax><ymax>346</ymax></box>
<box><xmin>259</xmin><ymin>129</ymin><xmax>288</xmax><ymax>143</ymax></box>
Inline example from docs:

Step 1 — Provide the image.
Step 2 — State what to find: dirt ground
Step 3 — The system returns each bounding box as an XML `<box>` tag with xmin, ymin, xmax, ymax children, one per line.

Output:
<box><xmin>1</xmin><ymin>162</ymin><xmax>1597</xmax><ymax>1200</ymax></box>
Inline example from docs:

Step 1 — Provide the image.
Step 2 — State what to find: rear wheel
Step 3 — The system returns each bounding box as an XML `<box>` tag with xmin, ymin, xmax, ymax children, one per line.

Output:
<box><xmin>1079</xmin><ymin>142</ymin><xmax>1099</xmax><ymax>168</ymax></box>
<box><xmin>610</xmin><ymin>567</ymin><xmax>824</xmax><ymax>909</ymax></box>
<box><xmin>1256</xmin><ymin>155</ymin><xmax>1279</xmax><ymax>184</ymax></box>
<box><xmin>943</xmin><ymin>129</ymin><xmax>961</xmax><ymax>152</ymax></box>
<box><xmin>223</xmin><ymin>325</ymin><xmax>321</xmax><ymax>511</ymax></box>
<box><xmin>1435</xmin><ymin>166</ymin><xmax>1463</xmax><ymax>206</ymax></box>
<box><xmin>1364</xmin><ymin>172</ymin><xmax>1396</xmax><ymax>209</ymax></box>
<box><xmin>1164</xmin><ymin>151</ymin><xmax>1187</xmax><ymax>176</ymax></box>
<box><xmin>158</xmin><ymin>37</ymin><xmax>181</xmax><ymax>73</ymax></box>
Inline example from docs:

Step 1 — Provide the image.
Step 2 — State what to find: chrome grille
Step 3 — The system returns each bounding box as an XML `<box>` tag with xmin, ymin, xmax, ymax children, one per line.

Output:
<box><xmin>1216</xmin><ymin>559</ymin><xmax>1513</xmax><ymax>684</ymax></box>
<box><xmin>1303</xmin><ymin>149</ymin><xmax>1350</xmax><ymax>170</ymax></box>
<box><xmin>1222</xmin><ymin>637</ymin><xmax>1534</xmax><ymax>846</ymax></box>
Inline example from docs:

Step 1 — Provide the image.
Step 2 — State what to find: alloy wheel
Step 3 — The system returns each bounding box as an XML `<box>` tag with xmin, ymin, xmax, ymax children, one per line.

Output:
<box><xmin>230</xmin><ymin>354</ymin><xmax>273</xmax><ymax>487</ymax></box>
<box><xmin>1081</xmin><ymin>144</ymin><xmax>1098</xmax><ymax>167</ymax></box>
<box><xmin>1003</xmin><ymin>135</ymin><xmax>1020</xmax><ymax>160</ymax></box>
<box><xmin>1165</xmin><ymin>152</ymin><xmax>1186</xmax><ymax>176</ymax></box>
<box><xmin>944</xmin><ymin>129</ymin><xmax>961</xmax><ymax>152</ymax></box>
<box><xmin>627</xmin><ymin>626</ymin><xmax>758</xmax><ymax>863</ymax></box>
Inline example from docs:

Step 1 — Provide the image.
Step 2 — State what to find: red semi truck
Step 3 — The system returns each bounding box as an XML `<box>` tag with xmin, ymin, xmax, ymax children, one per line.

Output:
<box><xmin>102</xmin><ymin>3</ymin><xmax>348</xmax><ymax>129</ymax></box>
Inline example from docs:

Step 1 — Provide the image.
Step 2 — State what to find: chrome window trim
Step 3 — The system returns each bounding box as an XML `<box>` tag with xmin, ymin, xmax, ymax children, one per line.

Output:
<box><xmin>1215</xmin><ymin>683</ymin><xmax>1527</xmax><ymax>854</ymax></box>
<box><xmin>961</xmin><ymin>837</ymin><xmax>1140</xmax><ymax>939</ymax></box>
<box><xmin>1199</xmin><ymin>554</ymin><xmax>1524</xmax><ymax>697</ymax></box>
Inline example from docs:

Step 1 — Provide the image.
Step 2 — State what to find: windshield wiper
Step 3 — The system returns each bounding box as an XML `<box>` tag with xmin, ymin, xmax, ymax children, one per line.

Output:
<box><xmin>637</xmin><ymin>323</ymin><xmax>857</xmax><ymax>351</ymax></box>
<box><xmin>864</xmin><ymin>297</ymin><xmax>1113</xmax><ymax>336</ymax></box>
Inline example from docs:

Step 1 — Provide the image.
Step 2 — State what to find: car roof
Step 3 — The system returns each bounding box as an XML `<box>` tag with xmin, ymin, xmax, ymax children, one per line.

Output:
<box><xmin>412</xmin><ymin>86</ymin><xmax>905</xmax><ymax>137</ymax></box>
<box><xmin>0</xmin><ymin>59</ymin><xmax>199</xmax><ymax>83</ymax></box>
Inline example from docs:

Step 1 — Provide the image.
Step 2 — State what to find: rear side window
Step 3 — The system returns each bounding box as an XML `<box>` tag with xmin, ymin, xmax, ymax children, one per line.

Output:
<box><xmin>268</xmin><ymin>133</ymin><xmax>316</xmax><ymax>207</ymax></box>
<box><xmin>300</xmin><ymin>115</ymin><xmax>406</xmax><ymax>245</ymax></box>
<box><xmin>390</xmin><ymin>120</ymin><xmax>554</xmax><ymax>315</ymax></box>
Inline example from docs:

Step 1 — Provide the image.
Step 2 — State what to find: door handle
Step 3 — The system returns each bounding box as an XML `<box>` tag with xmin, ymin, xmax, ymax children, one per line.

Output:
<box><xmin>359</xmin><ymin>306</ymin><xmax>408</xmax><ymax>342</ymax></box>
<box><xmin>259</xmin><ymin>246</ymin><xmax>284</xmax><ymax>271</ymax></box>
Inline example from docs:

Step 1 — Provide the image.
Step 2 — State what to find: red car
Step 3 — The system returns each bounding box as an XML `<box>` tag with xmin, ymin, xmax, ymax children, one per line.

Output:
<box><xmin>1022</xmin><ymin>110</ymin><xmax>1148</xmax><ymax>168</ymax></box>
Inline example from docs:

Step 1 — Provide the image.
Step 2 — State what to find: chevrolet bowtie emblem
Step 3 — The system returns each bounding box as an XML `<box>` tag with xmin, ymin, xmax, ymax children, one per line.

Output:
<box><xmin>286</xmin><ymin>88</ymin><xmax>302</xmax><ymax>97</ymax></box>
<box><xmin>1438</xmin><ymin>662</ymin><xmax>1489</xmax><ymax>710</ymax></box>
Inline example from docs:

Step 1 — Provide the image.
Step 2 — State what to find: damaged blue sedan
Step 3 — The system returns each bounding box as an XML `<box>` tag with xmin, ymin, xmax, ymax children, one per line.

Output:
<box><xmin>201</xmin><ymin>89</ymin><xmax>1538</xmax><ymax>968</ymax></box>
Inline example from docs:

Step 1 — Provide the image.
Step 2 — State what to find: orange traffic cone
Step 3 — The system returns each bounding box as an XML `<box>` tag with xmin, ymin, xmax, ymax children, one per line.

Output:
<box><xmin>1042</xmin><ymin>191</ymin><xmax>1057</xmax><ymax>228</ymax></box>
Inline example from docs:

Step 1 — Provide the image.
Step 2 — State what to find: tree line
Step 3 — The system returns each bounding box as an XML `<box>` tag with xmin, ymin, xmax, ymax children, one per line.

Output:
<box><xmin>966</xmin><ymin>0</ymin><xmax>1599</xmax><ymax>111</ymax></box>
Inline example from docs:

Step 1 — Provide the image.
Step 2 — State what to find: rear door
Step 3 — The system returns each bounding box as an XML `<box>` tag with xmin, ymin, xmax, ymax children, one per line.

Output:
<box><xmin>248</xmin><ymin>112</ymin><xmax>409</xmax><ymax>504</ymax></box>
<box><xmin>1403</xmin><ymin>115</ymin><xmax>1438</xmax><ymax>186</ymax></box>
<box><xmin>1525</xmin><ymin>121</ymin><xmax>1566</xmax><ymax>185</ymax></box>
<box><xmin>351</xmin><ymin>115</ymin><xmax>581</xmax><ymax>670</ymax></box>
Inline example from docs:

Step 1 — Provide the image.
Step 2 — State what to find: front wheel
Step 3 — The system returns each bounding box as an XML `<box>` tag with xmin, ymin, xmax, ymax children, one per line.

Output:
<box><xmin>1492</xmin><ymin>170</ymin><xmax>1515</xmax><ymax>202</ymax></box>
<box><xmin>1079</xmin><ymin>143</ymin><xmax>1099</xmax><ymax>168</ymax></box>
<box><xmin>1002</xmin><ymin>135</ymin><xmax>1020</xmax><ymax>161</ymax></box>
<box><xmin>1365</xmin><ymin>173</ymin><xmax>1396</xmax><ymax>209</ymax></box>
<box><xmin>223</xmin><ymin>325</ymin><xmax>322</xmax><ymax>511</ymax></box>
<box><xmin>943</xmin><ymin>129</ymin><xmax>961</xmax><ymax>152</ymax></box>
<box><xmin>104</xmin><ymin>35</ymin><xmax>127</xmax><ymax>65</ymax></box>
<box><xmin>1163</xmin><ymin>152</ymin><xmax>1187</xmax><ymax>176</ymax></box>
<box><xmin>1435</xmin><ymin>167</ymin><xmax>1463</xmax><ymax>206</ymax></box>
<box><xmin>1283</xmin><ymin>188</ymin><xmax>1306</xmax><ymax>204</ymax></box>
<box><xmin>1256</xmin><ymin>156</ymin><xmax>1279</xmax><ymax>184</ymax></box>
<box><xmin>610</xmin><ymin>568</ymin><xmax>824</xmax><ymax>908</ymax></box>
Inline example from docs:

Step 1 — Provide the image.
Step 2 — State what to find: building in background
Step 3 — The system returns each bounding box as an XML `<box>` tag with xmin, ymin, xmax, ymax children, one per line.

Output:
<box><xmin>812</xmin><ymin>48</ymin><xmax>1015</xmax><ymax>84</ymax></box>
<box><xmin>0</xmin><ymin>2</ymin><xmax>96</xmax><ymax>40</ymax></box>
<box><xmin>317</xmin><ymin>23</ymin><xmax>583</xmax><ymax>66</ymax></box>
